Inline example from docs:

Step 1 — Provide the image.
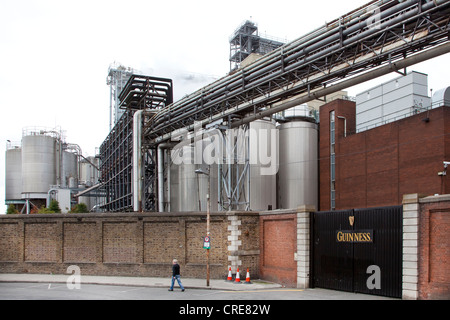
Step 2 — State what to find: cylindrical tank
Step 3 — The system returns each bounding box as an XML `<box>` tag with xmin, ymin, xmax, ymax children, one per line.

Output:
<box><xmin>5</xmin><ymin>147</ymin><xmax>22</xmax><ymax>201</ymax></box>
<box><xmin>174</xmin><ymin>144</ymin><xmax>208</xmax><ymax>212</ymax></box>
<box><xmin>79</xmin><ymin>156</ymin><xmax>98</xmax><ymax>187</ymax></box>
<box><xmin>21</xmin><ymin>134</ymin><xmax>57</xmax><ymax>198</ymax></box>
<box><xmin>62</xmin><ymin>151</ymin><xmax>78</xmax><ymax>188</ymax></box>
<box><xmin>80</xmin><ymin>156</ymin><xmax>101</xmax><ymax>211</ymax></box>
<box><xmin>277</xmin><ymin>120</ymin><xmax>318</xmax><ymax>210</ymax></box>
<box><xmin>170</xmin><ymin>139</ymin><xmax>218</xmax><ymax>212</ymax></box>
<box><xmin>169</xmin><ymin>158</ymin><xmax>180</xmax><ymax>212</ymax></box>
<box><xmin>249</xmin><ymin>119</ymin><xmax>277</xmax><ymax>211</ymax></box>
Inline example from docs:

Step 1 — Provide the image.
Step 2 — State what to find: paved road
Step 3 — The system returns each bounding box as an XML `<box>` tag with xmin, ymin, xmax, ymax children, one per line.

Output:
<box><xmin>0</xmin><ymin>281</ymin><xmax>395</xmax><ymax>300</ymax></box>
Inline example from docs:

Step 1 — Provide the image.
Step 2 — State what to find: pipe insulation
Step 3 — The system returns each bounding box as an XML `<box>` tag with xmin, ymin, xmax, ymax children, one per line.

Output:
<box><xmin>146</xmin><ymin>0</ymin><xmax>449</xmax><ymax>136</ymax></box>
<box><xmin>232</xmin><ymin>42</ymin><xmax>450</xmax><ymax>128</ymax></box>
<box><xmin>133</xmin><ymin>110</ymin><xmax>143</xmax><ymax>212</ymax></box>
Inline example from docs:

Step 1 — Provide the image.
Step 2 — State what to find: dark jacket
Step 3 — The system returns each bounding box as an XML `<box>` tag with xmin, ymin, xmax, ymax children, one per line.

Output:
<box><xmin>172</xmin><ymin>263</ymin><xmax>181</xmax><ymax>277</ymax></box>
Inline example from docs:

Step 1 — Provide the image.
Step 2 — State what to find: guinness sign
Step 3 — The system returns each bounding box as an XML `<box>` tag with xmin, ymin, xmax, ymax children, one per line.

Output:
<box><xmin>336</xmin><ymin>230</ymin><xmax>374</xmax><ymax>243</ymax></box>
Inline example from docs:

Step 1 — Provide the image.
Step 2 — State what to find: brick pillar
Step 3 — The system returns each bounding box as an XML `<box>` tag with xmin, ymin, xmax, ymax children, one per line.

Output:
<box><xmin>227</xmin><ymin>213</ymin><xmax>242</xmax><ymax>274</ymax></box>
<box><xmin>402</xmin><ymin>194</ymin><xmax>421</xmax><ymax>300</ymax></box>
<box><xmin>296</xmin><ymin>205</ymin><xmax>315</xmax><ymax>289</ymax></box>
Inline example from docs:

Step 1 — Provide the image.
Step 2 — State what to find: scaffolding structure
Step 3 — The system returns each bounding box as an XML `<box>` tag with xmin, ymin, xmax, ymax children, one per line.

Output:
<box><xmin>107</xmin><ymin>64</ymin><xmax>135</xmax><ymax>131</ymax></box>
<box><xmin>229</xmin><ymin>20</ymin><xmax>286</xmax><ymax>71</ymax></box>
<box><xmin>99</xmin><ymin>75</ymin><xmax>173</xmax><ymax>212</ymax></box>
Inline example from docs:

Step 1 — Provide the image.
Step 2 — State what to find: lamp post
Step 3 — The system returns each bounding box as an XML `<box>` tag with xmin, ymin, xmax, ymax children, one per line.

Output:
<box><xmin>195</xmin><ymin>165</ymin><xmax>211</xmax><ymax>287</ymax></box>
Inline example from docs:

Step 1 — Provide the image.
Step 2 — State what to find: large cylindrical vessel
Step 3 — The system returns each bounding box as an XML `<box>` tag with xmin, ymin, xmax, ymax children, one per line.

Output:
<box><xmin>277</xmin><ymin>120</ymin><xmax>318</xmax><ymax>210</ymax></box>
<box><xmin>79</xmin><ymin>156</ymin><xmax>99</xmax><ymax>211</ymax></box>
<box><xmin>5</xmin><ymin>147</ymin><xmax>22</xmax><ymax>201</ymax></box>
<box><xmin>249</xmin><ymin>119</ymin><xmax>277</xmax><ymax>211</ymax></box>
<box><xmin>172</xmin><ymin>142</ymin><xmax>218</xmax><ymax>212</ymax></box>
<box><xmin>21</xmin><ymin>134</ymin><xmax>57</xmax><ymax>199</ymax></box>
<box><xmin>62</xmin><ymin>151</ymin><xmax>78</xmax><ymax>188</ymax></box>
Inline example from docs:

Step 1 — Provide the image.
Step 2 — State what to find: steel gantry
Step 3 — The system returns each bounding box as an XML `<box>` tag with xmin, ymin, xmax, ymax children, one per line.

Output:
<box><xmin>144</xmin><ymin>0</ymin><xmax>450</xmax><ymax>145</ymax></box>
<box><xmin>140</xmin><ymin>0</ymin><xmax>450</xmax><ymax>212</ymax></box>
<box><xmin>99</xmin><ymin>75</ymin><xmax>173</xmax><ymax>212</ymax></box>
<box><xmin>101</xmin><ymin>0</ymin><xmax>450</xmax><ymax>213</ymax></box>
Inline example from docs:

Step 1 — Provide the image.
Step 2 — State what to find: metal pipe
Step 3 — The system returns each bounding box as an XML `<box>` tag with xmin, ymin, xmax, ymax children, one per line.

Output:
<box><xmin>157</xmin><ymin>145</ymin><xmax>164</xmax><ymax>213</ymax></box>
<box><xmin>232</xmin><ymin>42</ymin><xmax>450</xmax><ymax>128</ymax></box>
<box><xmin>337</xmin><ymin>116</ymin><xmax>347</xmax><ymax>138</ymax></box>
<box><xmin>149</xmin><ymin>0</ymin><xmax>413</xmax><ymax>123</ymax></box>
<box><xmin>157</xmin><ymin>142</ymin><xmax>178</xmax><ymax>213</ymax></box>
<box><xmin>133</xmin><ymin>110</ymin><xmax>143</xmax><ymax>212</ymax></box>
<box><xmin>147</xmin><ymin>0</ymin><xmax>450</xmax><ymax>143</ymax></box>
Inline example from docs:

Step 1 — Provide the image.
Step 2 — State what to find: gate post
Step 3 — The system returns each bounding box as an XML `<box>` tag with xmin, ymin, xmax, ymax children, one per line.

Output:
<box><xmin>402</xmin><ymin>194</ymin><xmax>422</xmax><ymax>300</ymax></box>
<box><xmin>296</xmin><ymin>205</ymin><xmax>315</xmax><ymax>289</ymax></box>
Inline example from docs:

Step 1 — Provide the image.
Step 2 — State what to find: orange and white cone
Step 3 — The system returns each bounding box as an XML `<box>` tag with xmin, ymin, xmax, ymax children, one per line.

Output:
<box><xmin>245</xmin><ymin>268</ymin><xmax>252</xmax><ymax>284</ymax></box>
<box><xmin>235</xmin><ymin>267</ymin><xmax>241</xmax><ymax>283</ymax></box>
<box><xmin>226</xmin><ymin>267</ymin><xmax>233</xmax><ymax>282</ymax></box>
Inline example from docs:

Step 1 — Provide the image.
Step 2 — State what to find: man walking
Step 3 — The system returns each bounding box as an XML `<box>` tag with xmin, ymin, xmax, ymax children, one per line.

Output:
<box><xmin>169</xmin><ymin>259</ymin><xmax>185</xmax><ymax>292</ymax></box>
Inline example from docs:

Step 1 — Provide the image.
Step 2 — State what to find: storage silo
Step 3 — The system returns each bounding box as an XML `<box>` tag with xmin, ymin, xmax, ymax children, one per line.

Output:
<box><xmin>5</xmin><ymin>146</ymin><xmax>22</xmax><ymax>202</ymax></box>
<box><xmin>249</xmin><ymin>119</ymin><xmax>277</xmax><ymax>211</ymax></box>
<box><xmin>171</xmin><ymin>141</ymin><xmax>218</xmax><ymax>212</ymax></box>
<box><xmin>169</xmin><ymin>158</ymin><xmax>180</xmax><ymax>212</ymax></box>
<box><xmin>62</xmin><ymin>151</ymin><xmax>78</xmax><ymax>188</ymax></box>
<box><xmin>277</xmin><ymin>119</ymin><xmax>318</xmax><ymax>210</ymax></box>
<box><xmin>79</xmin><ymin>156</ymin><xmax>99</xmax><ymax>211</ymax></box>
<box><xmin>21</xmin><ymin>133</ymin><xmax>57</xmax><ymax>200</ymax></box>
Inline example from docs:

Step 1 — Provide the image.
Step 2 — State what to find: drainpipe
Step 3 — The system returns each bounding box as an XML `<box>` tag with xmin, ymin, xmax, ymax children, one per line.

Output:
<box><xmin>133</xmin><ymin>110</ymin><xmax>143</xmax><ymax>212</ymax></box>
<box><xmin>337</xmin><ymin>116</ymin><xmax>347</xmax><ymax>137</ymax></box>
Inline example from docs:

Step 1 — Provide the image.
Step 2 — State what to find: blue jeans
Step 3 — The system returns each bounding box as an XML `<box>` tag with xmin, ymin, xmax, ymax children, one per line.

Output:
<box><xmin>170</xmin><ymin>275</ymin><xmax>185</xmax><ymax>290</ymax></box>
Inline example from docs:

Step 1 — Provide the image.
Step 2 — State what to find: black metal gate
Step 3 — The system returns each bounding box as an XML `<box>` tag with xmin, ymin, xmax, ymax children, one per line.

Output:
<box><xmin>312</xmin><ymin>206</ymin><xmax>402</xmax><ymax>298</ymax></box>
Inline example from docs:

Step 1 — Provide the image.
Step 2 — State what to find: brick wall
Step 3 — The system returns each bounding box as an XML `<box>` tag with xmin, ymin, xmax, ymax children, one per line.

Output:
<box><xmin>418</xmin><ymin>196</ymin><xmax>450</xmax><ymax>300</ymax></box>
<box><xmin>0</xmin><ymin>212</ymin><xmax>259</xmax><ymax>280</ymax></box>
<box><xmin>320</xmin><ymin>102</ymin><xmax>450</xmax><ymax>211</ymax></box>
<box><xmin>259</xmin><ymin>211</ymin><xmax>297</xmax><ymax>287</ymax></box>
<box><xmin>402</xmin><ymin>194</ymin><xmax>450</xmax><ymax>300</ymax></box>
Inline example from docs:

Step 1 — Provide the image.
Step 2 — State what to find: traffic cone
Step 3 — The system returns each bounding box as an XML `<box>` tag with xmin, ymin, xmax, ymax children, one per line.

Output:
<box><xmin>235</xmin><ymin>267</ymin><xmax>241</xmax><ymax>283</ymax></box>
<box><xmin>226</xmin><ymin>267</ymin><xmax>233</xmax><ymax>282</ymax></box>
<box><xmin>245</xmin><ymin>268</ymin><xmax>252</xmax><ymax>284</ymax></box>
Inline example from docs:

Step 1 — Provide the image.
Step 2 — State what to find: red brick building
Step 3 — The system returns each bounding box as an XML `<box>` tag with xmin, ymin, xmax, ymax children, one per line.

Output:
<box><xmin>319</xmin><ymin>99</ymin><xmax>450</xmax><ymax>211</ymax></box>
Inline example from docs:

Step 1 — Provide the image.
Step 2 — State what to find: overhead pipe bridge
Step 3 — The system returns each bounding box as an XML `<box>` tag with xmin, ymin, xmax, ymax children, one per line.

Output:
<box><xmin>143</xmin><ymin>0</ymin><xmax>450</xmax><ymax>146</ymax></box>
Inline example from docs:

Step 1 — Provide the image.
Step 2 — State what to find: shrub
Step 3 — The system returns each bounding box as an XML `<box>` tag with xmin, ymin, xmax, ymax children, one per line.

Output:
<box><xmin>69</xmin><ymin>203</ymin><xmax>88</xmax><ymax>213</ymax></box>
<box><xmin>48</xmin><ymin>200</ymin><xmax>61</xmax><ymax>213</ymax></box>
<box><xmin>6</xmin><ymin>204</ymin><xmax>18</xmax><ymax>215</ymax></box>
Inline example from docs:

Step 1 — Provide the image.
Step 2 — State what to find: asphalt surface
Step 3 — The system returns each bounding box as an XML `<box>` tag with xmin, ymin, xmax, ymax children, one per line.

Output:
<box><xmin>0</xmin><ymin>273</ymin><xmax>396</xmax><ymax>301</ymax></box>
<box><xmin>0</xmin><ymin>282</ymin><xmax>394</xmax><ymax>300</ymax></box>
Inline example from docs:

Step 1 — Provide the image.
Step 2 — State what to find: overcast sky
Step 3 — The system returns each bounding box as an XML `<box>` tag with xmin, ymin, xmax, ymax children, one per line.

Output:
<box><xmin>1</xmin><ymin>0</ymin><xmax>449</xmax><ymax>213</ymax></box>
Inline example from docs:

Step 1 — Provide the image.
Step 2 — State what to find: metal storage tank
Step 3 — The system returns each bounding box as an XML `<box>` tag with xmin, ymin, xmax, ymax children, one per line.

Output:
<box><xmin>5</xmin><ymin>146</ymin><xmax>22</xmax><ymax>201</ymax></box>
<box><xmin>277</xmin><ymin>119</ymin><xmax>318</xmax><ymax>210</ymax></box>
<box><xmin>62</xmin><ymin>151</ymin><xmax>78</xmax><ymax>188</ymax></box>
<box><xmin>171</xmin><ymin>141</ymin><xmax>218</xmax><ymax>212</ymax></box>
<box><xmin>169</xmin><ymin>158</ymin><xmax>180</xmax><ymax>211</ymax></box>
<box><xmin>177</xmin><ymin>145</ymin><xmax>198</xmax><ymax>211</ymax></box>
<box><xmin>21</xmin><ymin>133</ymin><xmax>57</xmax><ymax>199</ymax></box>
<box><xmin>249</xmin><ymin>119</ymin><xmax>277</xmax><ymax>211</ymax></box>
<box><xmin>79</xmin><ymin>156</ymin><xmax>98</xmax><ymax>187</ymax></box>
<box><xmin>79</xmin><ymin>156</ymin><xmax>99</xmax><ymax>211</ymax></box>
